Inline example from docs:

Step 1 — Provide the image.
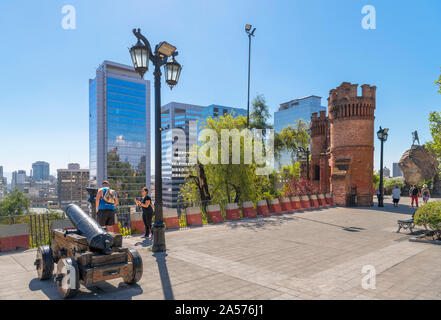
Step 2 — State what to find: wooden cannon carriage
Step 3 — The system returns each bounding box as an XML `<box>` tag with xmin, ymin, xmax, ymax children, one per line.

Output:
<box><xmin>34</xmin><ymin>204</ymin><xmax>143</xmax><ymax>299</ymax></box>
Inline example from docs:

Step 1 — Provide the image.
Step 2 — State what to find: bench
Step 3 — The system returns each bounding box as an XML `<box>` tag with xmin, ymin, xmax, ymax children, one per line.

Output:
<box><xmin>397</xmin><ymin>212</ymin><xmax>415</xmax><ymax>233</ymax></box>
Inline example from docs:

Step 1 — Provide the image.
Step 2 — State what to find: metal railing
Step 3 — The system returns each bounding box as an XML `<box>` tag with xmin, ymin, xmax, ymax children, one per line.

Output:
<box><xmin>0</xmin><ymin>210</ymin><xmax>66</xmax><ymax>248</ymax></box>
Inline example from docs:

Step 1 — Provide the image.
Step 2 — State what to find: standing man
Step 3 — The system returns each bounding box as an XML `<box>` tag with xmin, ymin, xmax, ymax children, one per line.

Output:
<box><xmin>135</xmin><ymin>187</ymin><xmax>154</xmax><ymax>239</ymax></box>
<box><xmin>392</xmin><ymin>185</ymin><xmax>401</xmax><ymax>208</ymax></box>
<box><xmin>96</xmin><ymin>181</ymin><xmax>119</xmax><ymax>226</ymax></box>
<box><xmin>421</xmin><ymin>184</ymin><xmax>431</xmax><ymax>204</ymax></box>
<box><xmin>409</xmin><ymin>184</ymin><xmax>420</xmax><ymax>208</ymax></box>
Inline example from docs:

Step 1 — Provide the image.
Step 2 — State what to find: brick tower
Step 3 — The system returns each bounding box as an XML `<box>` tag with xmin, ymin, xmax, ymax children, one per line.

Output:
<box><xmin>310</xmin><ymin>110</ymin><xmax>331</xmax><ymax>193</ymax></box>
<box><xmin>328</xmin><ymin>82</ymin><xmax>376</xmax><ymax>206</ymax></box>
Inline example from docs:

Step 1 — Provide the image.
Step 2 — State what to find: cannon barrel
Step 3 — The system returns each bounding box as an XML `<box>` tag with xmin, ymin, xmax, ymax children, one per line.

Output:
<box><xmin>65</xmin><ymin>204</ymin><xmax>113</xmax><ymax>254</ymax></box>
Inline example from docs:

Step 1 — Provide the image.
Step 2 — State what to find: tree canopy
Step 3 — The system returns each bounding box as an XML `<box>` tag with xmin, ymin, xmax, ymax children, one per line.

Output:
<box><xmin>0</xmin><ymin>189</ymin><xmax>30</xmax><ymax>216</ymax></box>
<box><xmin>274</xmin><ymin>120</ymin><xmax>310</xmax><ymax>164</ymax></box>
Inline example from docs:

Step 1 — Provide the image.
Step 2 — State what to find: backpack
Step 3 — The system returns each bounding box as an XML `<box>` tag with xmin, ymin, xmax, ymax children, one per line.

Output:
<box><xmin>103</xmin><ymin>188</ymin><xmax>116</xmax><ymax>204</ymax></box>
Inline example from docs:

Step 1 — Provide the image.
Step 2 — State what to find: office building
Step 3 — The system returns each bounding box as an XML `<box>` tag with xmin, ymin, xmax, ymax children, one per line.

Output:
<box><xmin>57</xmin><ymin>165</ymin><xmax>89</xmax><ymax>211</ymax></box>
<box><xmin>89</xmin><ymin>60</ymin><xmax>151</xmax><ymax>212</ymax></box>
<box><xmin>32</xmin><ymin>161</ymin><xmax>50</xmax><ymax>181</ymax></box>
<box><xmin>274</xmin><ymin>95</ymin><xmax>327</xmax><ymax>169</ymax></box>
<box><xmin>11</xmin><ymin>170</ymin><xmax>27</xmax><ymax>191</ymax></box>
<box><xmin>161</xmin><ymin>102</ymin><xmax>247</xmax><ymax>207</ymax></box>
<box><xmin>393</xmin><ymin>162</ymin><xmax>402</xmax><ymax>177</ymax></box>
<box><xmin>68</xmin><ymin>163</ymin><xmax>80</xmax><ymax>170</ymax></box>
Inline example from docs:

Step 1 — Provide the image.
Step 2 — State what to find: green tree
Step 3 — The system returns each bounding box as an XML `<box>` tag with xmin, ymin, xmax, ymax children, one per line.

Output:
<box><xmin>180</xmin><ymin>113</ymin><xmax>277</xmax><ymax>204</ymax></box>
<box><xmin>274</xmin><ymin>120</ymin><xmax>310</xmax><ymax>164</ymax></box>
<box><xmin>427</xmin><ymin>111</ymin><xmax>441</xmax><ymax>162</ymax></box>
<box><xmin>250</xmin><ymin>94</ymin><xmax>272</xmax><ymax>132</ymax></box>
<box><xmin>0</xmin><ymin>188</ymin><xmax>30</xmax><ymax>216</ymax></box>
<box><xmin>373</xmin><ymin>171</ymin><xmax>380</xmax><ymax>188</ymax></box>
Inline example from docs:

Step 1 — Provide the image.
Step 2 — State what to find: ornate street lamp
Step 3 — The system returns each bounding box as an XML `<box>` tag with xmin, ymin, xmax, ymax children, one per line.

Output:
<box><xmin>298</xmin><ymin>146</ymin><xmax>310</xmax><ymax>181</ymax></box>
<box><xmin>377</xmin><ymin>127</ymin><xmax>389</xmax><ymax>207</ymax></box>
<box><xmin>129</xmin><ymin>28</ymin><xmax>182</xmax><ymax>252</ymax></box>
<box><xmin>164</xmin><ymin>53</ymin><xmax>182</xmax><ymax>89</ymax></box>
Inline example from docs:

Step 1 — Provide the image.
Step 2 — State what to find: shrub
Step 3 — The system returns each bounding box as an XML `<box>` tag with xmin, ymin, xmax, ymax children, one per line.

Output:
<box><xmin>414</xmin><ymin>201</ymin><xmax>441</xmax><ymax>239</ymax></box>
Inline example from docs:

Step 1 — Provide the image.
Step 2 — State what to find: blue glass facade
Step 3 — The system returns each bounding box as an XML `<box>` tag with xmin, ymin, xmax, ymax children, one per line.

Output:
<box><xmin>274</xmin><ymin>96</ymin><xmax>326</xmax><ymax>169</ymax></box>
<box><xmin>89</xmin><ymin>61</ymin><xmax>150</xmax><ymax>212</ymax></box>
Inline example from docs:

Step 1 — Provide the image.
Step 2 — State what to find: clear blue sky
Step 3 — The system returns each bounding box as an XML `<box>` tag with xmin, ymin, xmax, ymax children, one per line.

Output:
<box><xmin>0</xmin><ymin>0</ymin><xmax>440</xmax><ymax>180</ymax></box>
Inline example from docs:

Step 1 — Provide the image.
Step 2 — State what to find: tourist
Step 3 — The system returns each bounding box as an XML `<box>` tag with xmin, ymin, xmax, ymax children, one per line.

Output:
<box><xmin>409</xmin><ymin>184</ymin><xmax>420</xmax><ymax>208</ymax></box>
<box><xmin>392</xmin><ymin>185</ymin><xmax>401</xmax><ymax>208</ymax></box>
<box><xmin>95</xmin><ymin>180</ymin><xmax>119</xmax><ymax>226</ymax></box>
<box><xmin>421</xmin><ymin>184</ymin><xmax>431</xmax><ymax>204</ymax></box>
<box><xmin>135</xmin><ymin>187</ymin><xmax>154</xmax><ymax>239</ymax></box>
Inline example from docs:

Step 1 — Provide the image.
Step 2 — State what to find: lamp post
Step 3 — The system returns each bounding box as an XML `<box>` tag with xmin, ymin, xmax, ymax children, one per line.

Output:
<box><xmin>129</xmin><ymin>28</ymin><xmax>182</xmax><ymax>252</ymax></box>
<box><xmin>376</xmin><ymin>126</ymin><xmax>389</xmax><ymax>207</ymax></box>
<box><xmin>245</xmin><ymin>24</ymin><xmax>256</xmax><ymax>128</ymax></box>
<box><xmin>298</xmin><ymin>146</ymin><xmax>310</xmax><ymax>181</ymax></box>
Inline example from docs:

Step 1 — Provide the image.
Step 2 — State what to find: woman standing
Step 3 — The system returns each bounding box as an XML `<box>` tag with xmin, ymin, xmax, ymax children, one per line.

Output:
<box><xmin>135</xmin><ymin>187</ymin><xmax>154</xmax><ymax>239</ymax></box>
<box><xmin>421</xmin><ymin>184</ymin><xmax>431</xmax><ymax>204</ymax></box>
<box><xmin>392</xmin><ymin>185</ymin><xmax>401</xmax><ymax>208</ymax></box>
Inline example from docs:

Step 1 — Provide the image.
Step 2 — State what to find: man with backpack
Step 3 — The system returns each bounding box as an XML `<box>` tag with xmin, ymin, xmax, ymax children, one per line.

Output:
<box><xmin>95</xmin><ymin>180</ymin><xmax>119</xmax><ymax>226</ymax></box>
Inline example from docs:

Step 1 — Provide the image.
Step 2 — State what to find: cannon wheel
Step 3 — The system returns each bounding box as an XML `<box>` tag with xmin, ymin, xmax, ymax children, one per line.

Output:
<box><xmin>35</xmin><ymin>245</ymin><xmax>54</xmax><ymax>280</ymax></box>
<box><xmin>55</xmin><ymin>258</ymin><xmax>80</xmax><ymax>299</ymax></box>
<box><xmin>123</xmin><ymin>248</ymin><xmax>143</xmax><ymax>284</ymax></box>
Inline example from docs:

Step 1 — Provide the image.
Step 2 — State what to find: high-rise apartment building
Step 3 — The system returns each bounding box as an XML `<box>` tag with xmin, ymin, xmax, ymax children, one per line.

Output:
<box><xmin>274</xmin><ymin>96</ymin><xmax>326</xmax><ymax>169</ymax></box>
<box><xmin>32</xmin><ymin>161</ymin><xmax>50</xmax><ymax>181</ymax></box>
<box><xmin>57</xmin><ymin>165</ymin><xmax>89</xmax><ymax>211</ymax></box>
<box><xmin>393</xmin><ymin>162</ymin><xmax>403</xmax><ymax>177</ymax></box>
<box><xmin>11</xmin><ymin>170</ymin><xmax>27</xmax><ymax>191</ymax></box>
<box><xmin>89</xmin><ymin>61</ymin><xmax>151</xmax><ymax>212</ymax></box>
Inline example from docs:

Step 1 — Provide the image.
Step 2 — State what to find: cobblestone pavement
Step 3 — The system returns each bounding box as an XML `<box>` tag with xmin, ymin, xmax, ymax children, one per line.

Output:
<box><xmin>1</xmin><ymin>196</ymin><xmax>440</xmax><ymax>300</ymax></box>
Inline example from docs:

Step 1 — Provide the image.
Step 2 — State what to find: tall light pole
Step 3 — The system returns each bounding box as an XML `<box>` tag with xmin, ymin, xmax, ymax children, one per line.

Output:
<box><xmin>129</xmin><ymin>28</ymin><xmax>182</xmax><ymax>252</ymax></box>
<box><xmin>377</xmin><ymin>127</ymin><xmax>389</xmax><ymax>207</ymax></box>
<box><xmin>245</xmin><ymin>24</ymin><xmax>256</xmax><ymax>128</ymax></box>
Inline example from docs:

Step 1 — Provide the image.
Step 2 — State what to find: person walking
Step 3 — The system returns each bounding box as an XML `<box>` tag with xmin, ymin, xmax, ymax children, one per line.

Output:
<box><xmin>421</xmin><ymin>184</ymin><xmax>431</xmax><ymax>204</ymax></box>
<box><xmin>392</xmin><ymin>185</ymin><xmax>401</xmax><ymax>208</ymax></box>
<box><xmin>409</xmin><ymin>184</ymin><xmax>420</xmax><ymax>208</ymax></box>
<box><xmin>135</xmin><ymin>187</ymin><xmax>154</xmax><ymax>239</ymax></box>
<box><xmin>95</xmin><ymin>180</ymin><xmax>119</xmax><ymax>226</ymax></box>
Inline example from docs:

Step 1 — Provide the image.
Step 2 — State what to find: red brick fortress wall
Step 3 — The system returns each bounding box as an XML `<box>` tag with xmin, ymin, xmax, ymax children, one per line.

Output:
<box><xmin>310</xmin><ymin>110</ymin><xmax>331</xmax><ymax>193</ymax></box>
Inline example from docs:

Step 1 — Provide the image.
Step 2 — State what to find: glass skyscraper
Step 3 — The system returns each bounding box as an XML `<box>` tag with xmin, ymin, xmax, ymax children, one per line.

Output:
<box><xmin>32</xmin><ymin>161</ymin><xmax>50</xmax><ymax>181</ymax></box>
<box><xmin>89</xmin><ymin>61</ymin><xmax>151</xmax><ymax>212</ymax></box>
<box><xmin>274</xmin><ymin>95</ymin><xmax>327</xmax><ymax>169</ymax></box>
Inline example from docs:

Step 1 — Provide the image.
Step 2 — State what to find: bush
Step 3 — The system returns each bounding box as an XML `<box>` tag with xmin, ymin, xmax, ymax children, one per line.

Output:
<box><xmin>414</xmin><ymin>201</ymin><xmax>441</xmax><ymax>239</ymax></box>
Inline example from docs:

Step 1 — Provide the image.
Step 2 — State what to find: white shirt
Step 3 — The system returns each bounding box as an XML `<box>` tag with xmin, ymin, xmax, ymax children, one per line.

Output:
<box><xmin>392</xmin><ymin>188</ymin><xmax>401</xmax><ymax>199</ymax></box>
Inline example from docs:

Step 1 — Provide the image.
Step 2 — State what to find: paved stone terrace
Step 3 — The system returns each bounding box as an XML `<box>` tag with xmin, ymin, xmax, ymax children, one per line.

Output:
<box><xmin>1</xmin><ymin>197</ymin><xmax>440</xmax><ymax>300</ymax></box>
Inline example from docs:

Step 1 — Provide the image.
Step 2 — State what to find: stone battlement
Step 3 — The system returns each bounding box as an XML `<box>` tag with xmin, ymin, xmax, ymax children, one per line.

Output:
<box><xmin>328</xmin><ymin>82</ymin><xmax>376</xmax><ymax>104</ymax></box>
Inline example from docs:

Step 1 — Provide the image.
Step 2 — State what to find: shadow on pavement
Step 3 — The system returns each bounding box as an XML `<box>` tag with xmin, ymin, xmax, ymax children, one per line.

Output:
<box><xmin>225</xmin><ymin>214</ymin><xmax>298</xmax><ymax>231</ymax></box>
<box><xmin>29</xmin><ymin>274</ymin><xmax>143</xmax><ymax>300</ymax></box>
<box><xmin>153</xmin><ymin>252</ymin><xmax>174</xmax><ymax>300</ymax></box>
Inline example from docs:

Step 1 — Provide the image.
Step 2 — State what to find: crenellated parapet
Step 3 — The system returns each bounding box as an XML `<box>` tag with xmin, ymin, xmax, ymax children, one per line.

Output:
<box><xmin>328</xmin><ymin>82</ymin><xmax>376</xmax><ymax>120</ymax></box>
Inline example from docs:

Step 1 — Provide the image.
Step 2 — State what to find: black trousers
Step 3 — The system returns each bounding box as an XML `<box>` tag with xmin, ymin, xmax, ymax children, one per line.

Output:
<box><xmin>142</xmin><ymin>211</ymin><xmax>153</xmax><ymax>236</ymax></box>
<box><xmin>97</xmin><ymin>209</ymin><xmax>115</xmax><ymax>226</ymax></box>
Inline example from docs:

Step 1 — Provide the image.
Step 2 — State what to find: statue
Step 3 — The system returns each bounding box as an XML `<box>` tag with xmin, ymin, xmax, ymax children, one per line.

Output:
<box><xmin>412</xmin><ymin>130</ymin><xmax>420</xmax><ymax>146</ymax></box>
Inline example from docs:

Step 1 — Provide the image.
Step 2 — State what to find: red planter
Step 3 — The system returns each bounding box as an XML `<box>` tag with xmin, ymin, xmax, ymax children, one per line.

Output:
<box><xmin>130</xmin><ymin>220</ymin><xmax>146</xmax><ymax>234</ymax></box>
<box><xmin>269</xmin><ymin>199</ymin><xmax>283</xmax><ymax>215</ymax></box>
<box><xmin>164</xmin><ymin>208</ymin><xmax>180</xmax><ymax>229</ymax></box>
<box><xmin>290</xmin><ymin>196</ymin><xmax>303</xmax><ymax>212</ymax></box>
<box><xmin>257</xmin><ymin>200</ymin><xmax>270</xmax><ymax>216</ymax></box>
<box><xmin>207</xmin><ymin>204</ymin><xmax>224</xmax><ymax>223</ymax></box>
<box><xmin>318</xmin><ymin>194</ymin><xmax>328</xmax><ymax>208</ymax></box>
<box><xmin>225</xmin><ymin>203</ymin><xmax>241</xmax><ymax>221</ymax></box>
<box><xmin>241</xmin><ymin>201</ymin><xmax>257</xmax><ymax>219</ymax></box>
<box><xmin>280</xmin><ymin>198</ymin><xmax>293</xmax><ymax>213</ymax></box>
<box><xmin>310</xmin><ymin>195</ymin><xmax>320</xmax><ymax>209</ymax></box>
<box><xmin>186</xmin><ymin>207</ymin><xmax>203</xmax><ymax>226</ymax></box>
<box><xmin>325</xmin><ymin>193</ymin><xmax>335</xmax><ymax>206</ymax></box>
<box><xmin>300</xmin><ymin>195</ymin><xmax>312</xmax><ymax>210</ymax></box>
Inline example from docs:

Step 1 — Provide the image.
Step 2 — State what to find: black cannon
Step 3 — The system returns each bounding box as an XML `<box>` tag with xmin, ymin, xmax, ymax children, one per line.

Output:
<box><xmin>65</xmin><ymin>204</ymin><xmax>113</xmax><ymax>254</ymax></box>
<box><xmin>34</xmin><ymin>203</ymin><xmax>143</xmax><ymax>299</ymax></box>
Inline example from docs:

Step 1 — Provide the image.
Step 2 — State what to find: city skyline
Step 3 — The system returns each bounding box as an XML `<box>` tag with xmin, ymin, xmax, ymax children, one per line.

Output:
<box><xmin>1</xmin><ymin>0</ymin><xmax>440</xmax><ymax>177</ymax></box>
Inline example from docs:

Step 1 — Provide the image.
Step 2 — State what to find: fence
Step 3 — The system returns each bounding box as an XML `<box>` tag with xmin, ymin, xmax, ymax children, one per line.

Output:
<box><xmin>0</xmin><ymin>210</ymin><xmax>66</xmax><ymax>248</ymax></box>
